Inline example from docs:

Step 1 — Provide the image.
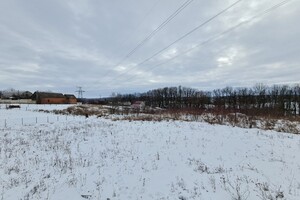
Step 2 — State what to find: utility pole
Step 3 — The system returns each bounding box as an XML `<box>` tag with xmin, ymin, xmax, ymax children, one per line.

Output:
<box><xmin>75</xmin><ymin>86</ymin><xmax>85</xmax><ymax>98</ymax></box>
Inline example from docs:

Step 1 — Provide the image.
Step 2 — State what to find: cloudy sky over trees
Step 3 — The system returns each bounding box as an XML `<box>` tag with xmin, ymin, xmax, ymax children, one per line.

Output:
<box><xmin>0</xmin><ymin>0</ymin><xmax>299</xmax><ymax>97</ymax></box>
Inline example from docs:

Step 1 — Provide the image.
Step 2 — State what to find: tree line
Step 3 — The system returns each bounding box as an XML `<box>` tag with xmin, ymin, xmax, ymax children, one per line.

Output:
<box><xmin>113</xmin><ymin>83</ymin><xmax>300</xmax><ymax>117</ymax></box>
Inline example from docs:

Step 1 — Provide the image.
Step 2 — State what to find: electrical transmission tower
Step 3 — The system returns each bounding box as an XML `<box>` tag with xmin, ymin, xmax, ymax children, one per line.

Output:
<box><xmin>75</xmin><ymin>86</ymin><xmax>85</xmax><ymax>98</ymax></box>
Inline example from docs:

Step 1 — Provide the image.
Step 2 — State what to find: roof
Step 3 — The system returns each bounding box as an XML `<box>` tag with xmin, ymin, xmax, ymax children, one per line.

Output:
<box><xmin>32</xmin><ymin>92</ymin><xmax>65</xmax><ymax>99</ymax></box>
<box><xmin>64</xmin><ymin>94</ymin><xmax>77</xmax><ymax>99</ymax></box>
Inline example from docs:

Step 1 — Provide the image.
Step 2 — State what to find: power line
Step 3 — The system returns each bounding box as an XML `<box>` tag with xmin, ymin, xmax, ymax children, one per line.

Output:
<box><xmin>103</xmin><ymin>0</ymin><xmax>194</xmax><ymax>79</ymax></box>
<box><xmin>99</xmin><ymin>0</ymin><xmax>293</xmax><ymax>94</ymax></box>
<box><xmin>120</xmin><ymin>0</ymin><xmax>293</xmax><ymax>84</ymax></box>
<box><xmin>109</xmin><ymin>0</ymin><xmax>243</xmax><ymax>82</ymax></box>
<box><xmin>100</xmin><ymin>0</ymin><xmax>162</xmax><ymax>79</ymax></box>
<box><xmin>133</xmin><ymin>0</ymin><xmax>243</xmax><ymax>69</ymax></box>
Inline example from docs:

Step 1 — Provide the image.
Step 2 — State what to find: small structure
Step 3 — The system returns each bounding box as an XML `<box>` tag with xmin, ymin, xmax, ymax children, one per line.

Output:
<box><xmin>6</xmin><ymin>104</ymin><xmax>21</xmax><ymax>109</ymax></box>
<box><xmin>64</xmin><ymin>94</ymin><xmax>77</xmax><ymax>104</ymax></box>
<box><xmin>32</xmin><ymin>92</ymin><xmax>66</xmax><ymax>104</ymax></box>
<box><xmin>32</xmin><ymin>92</ymin><xmax>77</xmax><ymax>104</ymax></box>
<box><xmin>20</xmin><ymin>91</ymin><xmax>33</xmax><ymax>99</ymax></box>
<box><xmin>131</xmin><ymin>101</ymin><xmax>145</xmax><ymax>110</ymax></box>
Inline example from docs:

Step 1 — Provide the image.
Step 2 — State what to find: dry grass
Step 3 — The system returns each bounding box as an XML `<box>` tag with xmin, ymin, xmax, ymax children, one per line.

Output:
<box><xmin>40</xmin><ymin>105</ymin><xmax>300</xmax><ymax>134</ymax></box>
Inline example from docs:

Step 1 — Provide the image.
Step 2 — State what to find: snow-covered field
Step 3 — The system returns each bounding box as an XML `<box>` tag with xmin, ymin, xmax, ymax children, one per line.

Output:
<box><xmin>1</xmin><ymin>105</ymin><xmax>300</xmax><ymax>199</ymax></box>
<box><xmin>0</xmin><ymin>104</ymin><xmax>75</xmax><ymax>127</ymax></box>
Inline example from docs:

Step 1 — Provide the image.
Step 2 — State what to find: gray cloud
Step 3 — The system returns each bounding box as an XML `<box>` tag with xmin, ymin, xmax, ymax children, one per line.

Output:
<box><xmin>0</xmin><ymin>0</ymin><xmax>299</xmax><ymax>97</ymax></box>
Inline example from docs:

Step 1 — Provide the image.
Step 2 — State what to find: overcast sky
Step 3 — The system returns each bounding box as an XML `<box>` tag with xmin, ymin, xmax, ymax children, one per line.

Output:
<box><xmin>0</xmin><ymin>0</ymin><xmax>299</xmax><ymax>97</ymax></box>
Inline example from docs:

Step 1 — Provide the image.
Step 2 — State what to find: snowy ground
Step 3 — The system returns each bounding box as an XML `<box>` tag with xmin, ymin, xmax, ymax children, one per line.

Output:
<box><xmin>0</xmin><ymin>105</ymin><xmax>300</xmax><ymax>199</ymax></box>
<box><xmin>0</xmin><ymin>104</ymin><xmax>75</xmax><ymax>127</ymax></box>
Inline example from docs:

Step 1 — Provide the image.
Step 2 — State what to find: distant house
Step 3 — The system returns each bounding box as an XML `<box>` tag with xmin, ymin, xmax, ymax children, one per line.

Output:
<box><xmin>64</xmin><ymin>94</ymin><xmax>77</xmax><ymax>104</ymax></box>
<box><xmin>131</xmin><ymin>101</ymin><xmax>145</xmax><ymax>110</ymax></box>
<box><xmin>20</xmin><ymin>91</ymin><xmax>33</xmax><ymax>99</ymax></box>
<box><xmin>32</xmin><ymin>92</ymin><xmax>77</xmax><ymax>104</ymax></box>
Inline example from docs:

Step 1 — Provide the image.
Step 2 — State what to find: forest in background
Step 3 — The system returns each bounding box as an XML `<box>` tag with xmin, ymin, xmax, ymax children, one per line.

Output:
<box><xmin>111</xmin><ymin>83</ymin><xmax>300</xmax><ymax>118</ymax></box>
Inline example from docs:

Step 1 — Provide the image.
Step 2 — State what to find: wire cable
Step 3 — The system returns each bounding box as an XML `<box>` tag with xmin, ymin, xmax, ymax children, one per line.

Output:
<box><xmin>117</xmin><ymin>0</ymin><xmax>194</xmax><ymax>63</ymax></box>
<box><xmin>102</xmin><ymin>0</ymin><xmax>195</xmax><ymax>79</ymax></box>
<box><xmin>109</xmin><ymin>0</ymin><xmax>243</xmax><ymax>81</ymax></box>
<box><xmin>120</xmin><ymin>0</ymin><xmax>293</xmax><ymax>84</ymax></box>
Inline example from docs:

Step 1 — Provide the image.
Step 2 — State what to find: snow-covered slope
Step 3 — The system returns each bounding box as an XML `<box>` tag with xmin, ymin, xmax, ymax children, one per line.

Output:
<box><xmin>0</xmin><ymin>106</ymin><xmax>300</xmax><ymax>199</ymax></box>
